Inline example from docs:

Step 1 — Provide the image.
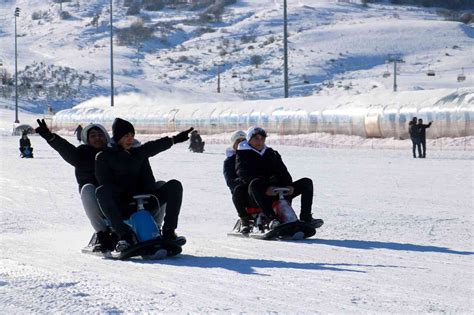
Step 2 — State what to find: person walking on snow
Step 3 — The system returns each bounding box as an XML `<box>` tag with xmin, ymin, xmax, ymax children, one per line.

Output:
<box><xmin>74</xmin><ymin>124</ymin><xmax>83</xmax><ymax>143</ymax></box>
<box><xmin>235</xmin><ymin>126</ymin><xmax>324</xmax><ymax>231</ymax></box>
<box><xmin>35</xmin><ymin>119</ymin><xmax>118</xmax><ymax>252</ymax></box>
<box><xmin>95</xmin><ymin>118</ymin><xmax>193</xmax><ymax>252</ymax></box>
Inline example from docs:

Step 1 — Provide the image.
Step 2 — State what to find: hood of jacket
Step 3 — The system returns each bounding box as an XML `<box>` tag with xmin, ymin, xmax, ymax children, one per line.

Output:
<box><xmin>81</xmin><ymin>123</ymin><xmax>111</xmax><ymax>145</ymax></box>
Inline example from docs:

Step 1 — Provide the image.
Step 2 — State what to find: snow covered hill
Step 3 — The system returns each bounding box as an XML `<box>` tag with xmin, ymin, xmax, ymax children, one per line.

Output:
<box><xmin>0</xmin><ymin>0</ymin><xmax>473</xmax><ymax>113</ymax></box>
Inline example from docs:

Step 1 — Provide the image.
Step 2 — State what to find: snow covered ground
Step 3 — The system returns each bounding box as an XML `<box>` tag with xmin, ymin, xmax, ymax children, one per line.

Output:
<box><xmin>1</xmin><ymin>125</ymin><xmax>473</xmax><ymax>312</ymax></box>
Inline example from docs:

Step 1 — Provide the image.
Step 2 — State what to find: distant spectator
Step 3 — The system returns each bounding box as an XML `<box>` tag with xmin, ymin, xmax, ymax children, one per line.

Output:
<box><xmin>417</xmin><ymin>119</ymin><xmax>433</xmax><ymax>158</ymax></box>
<box><xmin>19</xmin><ymin>131</ymin><xmax>34</xmax><ymax>158</ymax></box>
<box><xmin>74</xmin><ymin>124</ymin><xmax>83</xmax><ymax>143</ymax></box>
<box><xmin>408</xmin><ymin>117</ymin><xmax>421</xmax><ymax>158</ymax></box>
<box><xmin>189</xmin><ymin>130</ymin><xmax>205</xmax><ymax>153</ymax></box>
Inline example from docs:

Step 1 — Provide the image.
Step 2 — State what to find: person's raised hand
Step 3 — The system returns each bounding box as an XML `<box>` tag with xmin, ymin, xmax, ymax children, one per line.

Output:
<box><xmin>35</xmin><ymin>119</ymin><xmax>54</xmax><ymax>141</ymax></box>
<box><xmin>172</xmin><ymin>127</ymin><xmax>194</xmax><ymax>144</ymax></box>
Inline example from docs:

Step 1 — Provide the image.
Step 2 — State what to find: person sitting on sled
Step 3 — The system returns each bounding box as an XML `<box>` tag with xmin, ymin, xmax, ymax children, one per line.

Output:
<box><xmin>235</xmin><ymin>127</ymin><xmax>324</xmax><ymax>231</ymax></box>
<box><xmin>19</xmin><ymin>130</ymin><xmax>34</xmax><ymax>158</ymax></box>
<box><xmin>95</xmin><ymin>117</ymin><xmax>193</xmax><ymax>252</ymax></box>
<box><xmin>35</xmin><ymin>119</ymin><xmax>117</xmax><ymax>252</ymax></box>
<box><xmin>189</xmin><ymin>129</ymin><xmax>205</xmax><ymax>153</ymax></box>
<box><xmin>223</xmin><ymin>130</ymin><xmax>255</xmax><ymax>233</ymax></box>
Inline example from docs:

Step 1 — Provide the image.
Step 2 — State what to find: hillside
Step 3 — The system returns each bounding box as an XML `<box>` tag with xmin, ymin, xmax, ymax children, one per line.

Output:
<box><xmin>0</xmin><ymin>0</ymin><xmax>473</xmax><ymax>113</ymax></box>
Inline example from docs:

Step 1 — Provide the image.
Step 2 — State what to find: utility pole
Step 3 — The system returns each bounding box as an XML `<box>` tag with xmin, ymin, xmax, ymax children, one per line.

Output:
<box><xmin>109</xmin><ymin>0</ymin><xmax>114</xmax><ymax>107</ymax></box>
<box><xmin>14</xmin><ymin>7</ymin><xmax>20</xmax><ymax>123</ymax></box>
<box><xmin>283</xmin><ymin>0</ymin><xmax>289</xmax><ymax>98</ymax></box>
<box><xmin>387</xmin><ymin>57</ymin><xmax>404</xmax><ymax>92</ymax></box>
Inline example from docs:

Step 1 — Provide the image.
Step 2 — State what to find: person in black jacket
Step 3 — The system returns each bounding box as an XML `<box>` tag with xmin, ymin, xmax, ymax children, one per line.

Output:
<box><xmin>95</xmin><ymin>117</ymin><xmax>193</xmax><ymax>252</ymax></box>
<box><xmin>74</xmin><ymin>124</ymin><xmax>83</xmax><ymax>143</ymax></box>
<box><xmin>223</xmin><ymin>130</ymin><xmax>253</xmax><ymax>232</ymax></box>
<box><xmin>19</xmin><ymin>131</ymin><xmax>34</xmax><ymax>158</ymax></box>
<box><xmin>189</xmin><ymin>130</ymin><xmax>205</xmax><ymax>153</ymax></box>
<box><xmin>235</xmin><ymin>127</ymin><xmax>323</xmax><ymax>229</ymax></box>
<box><xmin>35</xmin><ymin>119</ymin><xmax>117</xmax><ymax>252</ymax></box>
<box><xmin>408</xmin><ymin>117</ymin><xmax>421</xmax><ymax>158</ymax></box>
<box><xmin>417</xmin><ymin>118</ymin><xmax>433</xmax><ymax>158</ymax></box>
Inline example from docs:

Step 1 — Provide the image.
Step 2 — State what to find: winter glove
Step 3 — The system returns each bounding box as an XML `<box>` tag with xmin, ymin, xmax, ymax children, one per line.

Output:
<box><xmin>35</xmin><ymin>119</ymin><xmax>54</xmax><ymax>141</ymax></box>
<box><xmin>172</xmin><ymin>127</ymin><xmax>194</xmax><ymax>144</ymax></box>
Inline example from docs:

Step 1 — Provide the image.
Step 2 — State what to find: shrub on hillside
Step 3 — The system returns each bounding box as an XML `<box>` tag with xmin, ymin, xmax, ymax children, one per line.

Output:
<box><xmin>250</xmin><ymin>55</ymin><xmax>263</xmax><ymax>68</ymax></box>
<box><xmin>240</xmin><ymin>34</ymin><xmax>256</xmax><ymax>44</ymax></box>
<box><xmin>127</xmin><ymin>2</ymin><xmax>141</xmax><ymax>15</ymax></box>
<box><xmin>32</xmin><ymin>10</ymin><xmax>49</xmax><ymax>21</ymax></box>
<box><xmin>143</xmin><ymin>0</ymin><xmax>165</xmax><ymax>11</ymax></box>
<box><xmin>116</xmin><ymin>19</ymin><xmax>153</xmax><ymax>46</ymax></box>
<box><xmin>59</xmin><ymin>11</ymin><xmax>72</xmax><ymax>20</ymax></box>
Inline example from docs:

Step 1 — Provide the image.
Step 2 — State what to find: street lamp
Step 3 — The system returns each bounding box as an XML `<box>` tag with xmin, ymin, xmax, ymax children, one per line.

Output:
<box><xmin>109</xmin><ymin>0</ymin><xmax>114</xmax><ymax>107</ymax></box>
<box><xmin>14</xmin><ymin>7</ymin><xmax>20</xmax><ymax>123</ymax></box>
<box><xmin>283</xmin><ymin>0</ymin><xmax>289</xmax><ymax>98</ymax></box>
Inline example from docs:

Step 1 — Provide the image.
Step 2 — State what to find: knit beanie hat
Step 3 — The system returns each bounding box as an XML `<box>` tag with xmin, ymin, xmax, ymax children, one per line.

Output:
<box><xmin>230</xmin><ymin>130</ymin><xmax>246</xmax><ymax>146</ymax></box>
<box><xmin>112</xmin><ymin>118</ymin><xmax>135</xmax><ymax>143</ymax></box>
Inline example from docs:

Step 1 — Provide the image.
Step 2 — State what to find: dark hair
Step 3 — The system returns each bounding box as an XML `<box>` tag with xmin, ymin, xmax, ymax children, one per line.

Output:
<box><xmin>87</xmin><ymin>126</ymin><xmax>103</xmax><ymax>138</ymax></box>
<box><xmin>253</xmin><ymin>127</ymin><xmax>267</xmax><ymax>138</ymax></box>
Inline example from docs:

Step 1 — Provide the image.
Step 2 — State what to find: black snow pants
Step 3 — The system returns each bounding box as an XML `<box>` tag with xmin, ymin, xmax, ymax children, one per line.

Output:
<box><xmin>96</xmin><ymin>179</ymin><xmax>182</xmax><ymax>238</ymax></box>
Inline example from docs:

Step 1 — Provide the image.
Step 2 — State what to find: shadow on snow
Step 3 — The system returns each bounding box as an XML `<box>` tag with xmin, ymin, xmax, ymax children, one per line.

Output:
<box><xmin>308</xmin><ymin>239</ymin><xmax>473</xmax><ymax>256</ymax></box>
<box><xmin>135</xmin><ymin>255</ymin><xmax>402</xmax><ymax>275</ymax></box>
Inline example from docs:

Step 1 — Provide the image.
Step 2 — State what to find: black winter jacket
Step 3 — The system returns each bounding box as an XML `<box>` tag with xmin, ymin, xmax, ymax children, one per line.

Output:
<box><xmin>235</xmin><ymin>141</ymin><xmax>292</xmax><ymax>187</ymax></box>
<box><xmin>46</xmin><ymin>134</ymin><xmax>101</xmax><ymax>191</ymax></box>
<box><xmin>409</xmin><ymin>123</ymin><xmax>420</xmax><ymax>140</ymax></box>
<box><xmin>95</xmin><ymin>137</ymin><xmax>173</xmax><ymax>196</ymax></box>
<box><xmin>418</xmin><ymin>122</ymin><xmax>432</xmax><ymax>140</ymax></box>
<box><xmin>19</xmin><ymin>138</ymin><xmax>31</xmax><ymax>148</ymax></box>
<box><xmin>223</xmin><ymin>148</ymin><xmax>243</xmax><ymax>193</ymax></box>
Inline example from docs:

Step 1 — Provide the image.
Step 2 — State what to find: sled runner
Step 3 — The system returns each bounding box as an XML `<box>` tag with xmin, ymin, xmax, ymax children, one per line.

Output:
<box><xmin>82</xmin><ymin>194</ymin><xmax>185</xmax><ymax>260</ymax></box>
<box><xmin>227</xmin><ymin>187</ymin><xmax>317</xmax><ymax>240</ymax></box>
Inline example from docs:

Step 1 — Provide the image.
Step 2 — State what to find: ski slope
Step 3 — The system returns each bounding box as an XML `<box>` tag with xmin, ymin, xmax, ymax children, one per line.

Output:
<box><xmin>1</xmin><ymin>129</ymin><xmax>473</xmax><ymax>313</ymax></box>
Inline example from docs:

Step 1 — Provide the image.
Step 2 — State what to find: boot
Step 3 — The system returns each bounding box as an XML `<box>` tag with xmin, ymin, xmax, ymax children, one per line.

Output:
<box><xmin>115</xmin><ymin>232</ymin><xmax>137</xmax><ymax>252</ymax></box>
<box><xmin>92</xmin><ymin>230</ymin><xmax>117</xmax><ymax>253</ymax></box>
<box><xmin>239</xmin><ymin>216</ymin><xmax>251</xmax><ymax>234</ymax></box>
<box><xmin>300</xmin><ymin>213</ymin><xmax>324</xmax><ymax>228</ymax></box>
<box><xmin>162</xmin><ymin>228</ymin><xmax>178</xmax><ymax>241</ymax></box>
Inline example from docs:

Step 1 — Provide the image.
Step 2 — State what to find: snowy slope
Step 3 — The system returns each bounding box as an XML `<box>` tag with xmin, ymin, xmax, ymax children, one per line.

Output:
<box><xmin>1</xmin><ymin>126</ymin><xmax>473</xmax><ymax>312</ymax></box>
<box><xmin>0</xmin><ymin>0</ymin><xmax>472</xmax><ymax>112</ymax></box>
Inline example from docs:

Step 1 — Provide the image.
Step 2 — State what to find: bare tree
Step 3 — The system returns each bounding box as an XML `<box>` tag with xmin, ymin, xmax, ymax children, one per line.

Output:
<box><xmin>250</xmin><ymin>55</ymin><xmax>263</xmax><ymax>68</ymax></box>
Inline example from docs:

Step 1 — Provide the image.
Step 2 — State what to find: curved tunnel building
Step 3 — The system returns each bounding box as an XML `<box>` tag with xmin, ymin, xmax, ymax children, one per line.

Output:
<box><xmin>53</xmin><ymin>88</ymin><xmax>474</xmax><ymax>139</ymax></box>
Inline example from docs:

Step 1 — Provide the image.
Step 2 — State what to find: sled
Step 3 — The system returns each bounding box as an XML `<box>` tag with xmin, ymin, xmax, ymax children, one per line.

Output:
<box><xmin>227</xmin><ymin>187</ymin><xmax>317</xmax><ymax>240</ymax></box>
<box><xmin>82</xmin><ymin>235</ymin><xmax>186</xmax><ymax>260</ymax></box>
<box><xmin>228</xmin><ymin>220</ymin><xmax>315</xmax><ymax>240</ymax></box>
<box><xmin>82</xmin><ymin>194</ymin><xmax>185</xmax><ymax>260</ymax></box>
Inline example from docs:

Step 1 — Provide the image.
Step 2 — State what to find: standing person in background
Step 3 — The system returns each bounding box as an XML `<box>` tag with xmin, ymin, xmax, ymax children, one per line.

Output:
<box><xmin>74</xmin><ymin>124</ymin><xmax>83</xmax><ymax>143</ymax></box>
<box><xmin>408</xmin><ymin>117</ymin><xmax>421</xmax><ymax>158</ymax></box>
<box><xmin>417</xmin><ymin>118</ymin><xmax>433</xmax><ymax>158</ymax></box>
